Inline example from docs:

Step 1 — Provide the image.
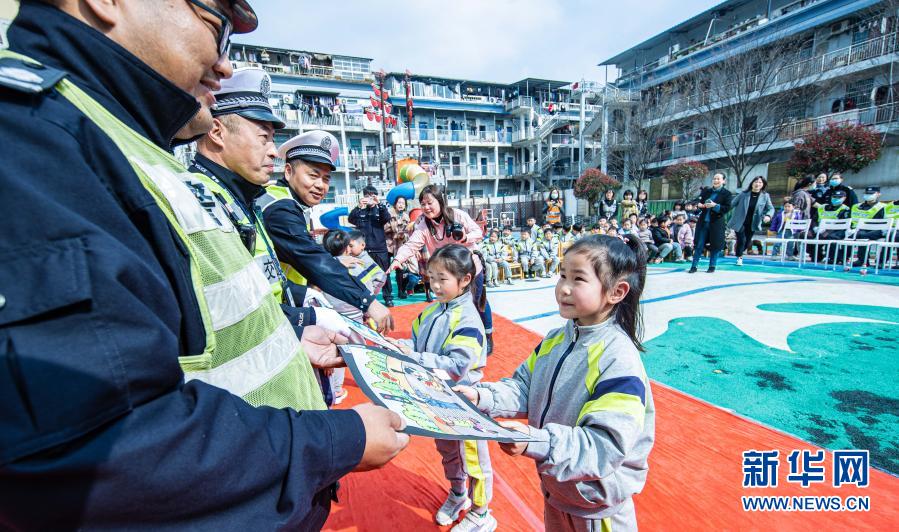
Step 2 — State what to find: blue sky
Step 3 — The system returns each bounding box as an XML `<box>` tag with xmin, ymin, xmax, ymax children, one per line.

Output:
<box><xmin>238</xmin><ymin>0</ymin><xmax>721</xmax><ymax>83</ymax></box>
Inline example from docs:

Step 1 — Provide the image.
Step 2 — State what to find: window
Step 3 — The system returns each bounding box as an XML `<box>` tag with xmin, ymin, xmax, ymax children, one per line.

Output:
<box><xmin>845</xmin><ymin>78</ymin><xmax>874</xmax><ymax>109</ymax></box>
<box><xmin>332</xmin><ymin>57</ymin><xmax>370</xmax><ymax>80</ymax></box>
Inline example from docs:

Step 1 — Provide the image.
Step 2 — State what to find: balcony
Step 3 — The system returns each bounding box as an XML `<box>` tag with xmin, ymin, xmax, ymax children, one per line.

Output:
<box><xmin>652</xmin><ymin>101</ymin><xmax>899</xmax><ymax>166</ymax></box>
<box><xmin>400</xmin><ymin>128</ymin><xmax>507</xmax><ymax>144</ymax></box>
<box><xmin>273</xmin><ymin>109</ymin><xmax>367</xmax><ymax>131</ymax></box>
<box><xmin>505</xmin><ymin>96</ymin><xmax>536</xmax><ymax>114</ymax></box>
<box><xmin>651</xmin><ymin>32</ymin><xmax>899</xmax><ymax>121</ymax></box>
<box><xmin>231</xmin><ymin>60</ymin><xmax>374</xmax><ymax>82</ymax></box>
<box><xmin>441</xmin><ymin>164</ymin><xmax>518</xmax><ymax>180</ymax></box>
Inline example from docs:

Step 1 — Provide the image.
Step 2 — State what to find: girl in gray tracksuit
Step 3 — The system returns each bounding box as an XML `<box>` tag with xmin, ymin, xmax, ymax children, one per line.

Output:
<box><xmin>460</xmin><ymin>235</ymin><xmax>655</xmax><ymax>532</ymax></box>
<box><xmin>394</xmin><ymin>245</ymin><xmax>495</xmax><ymax>532</ymax></box>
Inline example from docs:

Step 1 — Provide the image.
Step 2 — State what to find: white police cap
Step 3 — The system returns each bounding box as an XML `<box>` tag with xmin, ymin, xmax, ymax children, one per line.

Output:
<box><xmin>278</xmin><ymin>131</ymin><xmax>340</xmax><ymax>170</ymax></box>
<box><xmin>212</xmin><ymin>67</ymin><xmax>285</xmax><ymax>129</ymax></box>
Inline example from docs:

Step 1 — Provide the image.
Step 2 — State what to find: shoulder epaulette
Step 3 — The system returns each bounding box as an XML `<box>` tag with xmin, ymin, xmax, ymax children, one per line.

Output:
<box><xmin>0</xmin><ymin>56</ymin><xmax>66</xmax><ymax>94</ymax></box>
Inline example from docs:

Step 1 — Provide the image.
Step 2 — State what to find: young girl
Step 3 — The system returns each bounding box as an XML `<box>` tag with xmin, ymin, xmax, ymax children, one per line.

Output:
<box><xmin>456</xmin><ymin>235</ymin><xmax>654</xmax><ymax>532</ymax></box>
<box><xmin>392</xmin><ymin>245</ymin><xmax>494</xmax><ymax>531</ymax></box>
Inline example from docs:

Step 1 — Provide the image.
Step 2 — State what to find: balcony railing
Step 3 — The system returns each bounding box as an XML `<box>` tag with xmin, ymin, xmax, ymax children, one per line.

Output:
<box><xmin>658</xmin><ymin>32</ymin><xmax>899</xmax><ymax>117</ymax></box>
<box><xmin>273</xmin><ymin>109</ymin><xmax>366</xmax><ymax>130</ymax></box>
<box><xmin>655</xmin><ymin>102</ymin><xmax>899</xmax><ymax>163</ymax></box>
<box><xmin>402</xmin><ymin>128</ymin><xmax>505</xmax><ymax>143</ymax></box>
<box><xmin>231</xmin><ymin>60</ymin><xmax>374</xmax><ymax>82</ymax></box>
<box><xmin>505</xmin><ymin>96</ymin><xmax>536</xmax><ymax>112</ymax></box>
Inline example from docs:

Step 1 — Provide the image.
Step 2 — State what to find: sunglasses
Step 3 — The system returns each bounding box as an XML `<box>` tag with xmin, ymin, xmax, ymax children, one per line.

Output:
<box><xmin>186</xmin><ymin>0</ymin><xmax>233</xmax><ymax>56</ymax></box>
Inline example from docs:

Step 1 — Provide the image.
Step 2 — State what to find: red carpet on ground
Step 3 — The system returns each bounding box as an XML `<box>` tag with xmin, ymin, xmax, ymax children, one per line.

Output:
<box><xmin>326</xmin><ymin>303</ymin><xmax>899</xmax><ymax>531</ymax></box>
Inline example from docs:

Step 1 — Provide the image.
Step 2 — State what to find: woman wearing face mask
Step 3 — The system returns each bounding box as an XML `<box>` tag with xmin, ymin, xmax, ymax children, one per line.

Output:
<box><xmin>727</xmin><ymin>176</ymin><xmax>774</xmax><ymax>266</ymax></box>
<box><xmin>545</xmin><ymin>187</ymin><xmax>564</xmax><ymax>225</ymax></box>
<box><xmin>389</xmin><ymin>185</ymin><xmax>496</xmax><ymax>354</ymax></box>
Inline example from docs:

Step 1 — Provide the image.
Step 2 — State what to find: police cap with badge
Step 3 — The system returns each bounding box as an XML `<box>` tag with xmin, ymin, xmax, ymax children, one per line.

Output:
<box><xmin>832</xmin><ymin>189</ymin><xmax>847</xmax><ymax>198</ymax></box>
<box><xmin>278</xmin><ymin>131</ymin><xmax>341</xmax><ymax>171</ymax></box>
<box><xmin>865</xmin><ymin>186</ymin><xmax>881</xmax><ymax>194</ymax></box>
<box><xmin>212</xmin><ymin>67</ymin><xmax>285</xmax><ymax>129</ymax></box>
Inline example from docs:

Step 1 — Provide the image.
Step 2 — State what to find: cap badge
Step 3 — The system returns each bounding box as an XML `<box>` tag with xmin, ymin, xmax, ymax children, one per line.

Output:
<box><xmin>259</xmin><ymin>75</ymin><xmax>271</xmax><ymax>97</ymax></box>
<box><xmin>321</xmin><ymin>136</ymin><xmax>332</xmax><ymax>149</ymax></box>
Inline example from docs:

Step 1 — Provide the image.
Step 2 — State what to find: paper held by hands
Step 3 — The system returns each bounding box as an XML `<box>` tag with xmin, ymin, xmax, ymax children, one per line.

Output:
<box><xmin>336</xmin><ymin>313</ymin><xmax>403</xmax><ymax>353</ymax></box>
<box><xmin>339</xmin><ymin>344</ymin><xmax>539</xmax><ymax>443</ymax></box>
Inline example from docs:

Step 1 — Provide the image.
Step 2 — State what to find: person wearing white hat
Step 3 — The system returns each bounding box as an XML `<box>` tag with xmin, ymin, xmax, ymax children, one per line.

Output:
<box><xmin>257</xmin><ymin>131</ymin><xmax>395</xmax><ymax>333</ymax></box>
<box><xmin>190</xmin><ymin>67</ymin><xmax>357</xmax><ymax>404</ymax></box>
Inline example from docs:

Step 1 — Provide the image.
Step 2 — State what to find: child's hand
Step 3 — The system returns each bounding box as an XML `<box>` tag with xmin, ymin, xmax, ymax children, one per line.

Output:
<box><xmin>386</xmin><ymin>337</ymin><xmax>412</xmax><ymax>354</ymax></box>
<box><xmin>452</xmin><ymin>385</ymin><xmax>479</xmax><ymax>405</ymax></box>
<box><xmin>498</xmin><ymin>420</ymin><xmax>531</xmax><ymax>456</ymax></box>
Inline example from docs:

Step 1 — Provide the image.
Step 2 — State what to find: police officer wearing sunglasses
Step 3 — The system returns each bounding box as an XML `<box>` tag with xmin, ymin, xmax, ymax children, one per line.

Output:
<box><xmin>0</xmin><ymin>1</ymin><xmax>407</xmax><ymax>529</ymax></box>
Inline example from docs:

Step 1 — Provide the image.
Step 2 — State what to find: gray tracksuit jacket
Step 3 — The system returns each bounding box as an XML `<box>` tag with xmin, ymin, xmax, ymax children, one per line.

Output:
<box><xmin>410</xmin><ymin>293</ymin><xmax>486</xmax><ymax>384</ymax></box>
<box><xmin>476</xmin><ymin>318</ymin><xmax>655</xmax><ymax>520</ymax></box>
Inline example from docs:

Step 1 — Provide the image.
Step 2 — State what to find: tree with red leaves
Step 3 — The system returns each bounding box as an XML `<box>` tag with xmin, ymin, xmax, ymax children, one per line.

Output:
<box><xmin>574</xmin><ymin>168</ymin><xmax>620</xmax><ymax>206</ymax></box>
<box><xmin>788</xmin><ymin>122</ymin><xmax>882</xmax><ymax>177</ymax></box>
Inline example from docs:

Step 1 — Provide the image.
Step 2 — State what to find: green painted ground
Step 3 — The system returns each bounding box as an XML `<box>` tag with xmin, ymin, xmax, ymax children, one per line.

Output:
<box><xmin>642</xmin><ymin>303</ymin><xmax>899</xmax><ymax>474</ymax></box>
<box><xmin>666</xmin><ymin>260</ymin><xmax>899</xmax><ymax>286</ymax></box>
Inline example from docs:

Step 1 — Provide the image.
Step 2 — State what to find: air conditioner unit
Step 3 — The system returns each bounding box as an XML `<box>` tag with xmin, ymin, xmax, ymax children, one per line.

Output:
<box><xmin>670</xmin><ymin>43</ymin><xmax>681</xmax><ymax>55</ymax></box>
<box><xmin>829</xmin><ymin>20</ymin><xmax>851</xmax><ymax>36</ymax></box>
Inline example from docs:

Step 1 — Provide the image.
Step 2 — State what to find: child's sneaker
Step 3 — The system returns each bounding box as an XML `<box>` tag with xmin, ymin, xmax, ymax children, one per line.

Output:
<box><xmin>451</xmin><ymin>509</ymin><xmax>497</xmax><ymax>532</ymax></box>
<box><xmin>332</xmin><ymin>389</ymin><xmax>348</xmax><ymax>405</ymax></box>
<box><xmin>435</xmin><ymin>490</ymin><xmax>470</xmax><ymax>525</ymax></box>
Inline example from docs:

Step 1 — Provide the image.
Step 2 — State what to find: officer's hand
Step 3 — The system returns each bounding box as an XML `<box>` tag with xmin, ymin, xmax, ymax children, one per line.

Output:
<box><xmin>367</xmin><ymin>300</ymin><xmax>395</xmax><ymax>333</ymax></box>
<box><xmin>301</xmin><ymin>325</ymin><xmax>348</xmax><ymax>369</ymax></box>
<box><xmin>352</xmin><ymin>403</ymin><xmax>410</xmax><ymax>471</ymax></box>
<box><xmin>311</xmin><ymin>307</ymin><xmax>354</xmax><ymax>339</ymax></box>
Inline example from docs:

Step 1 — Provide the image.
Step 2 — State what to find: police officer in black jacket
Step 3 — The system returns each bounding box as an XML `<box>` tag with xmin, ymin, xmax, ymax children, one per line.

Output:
<box><xmin>257</xmin><ymin>131</ymin><xmax>395</xmax><ymax>332</ymax></box>
<box><xmin>0</xmin><ymin>1</ymin><xmax>406</xmax><ymax>529</ymax></box>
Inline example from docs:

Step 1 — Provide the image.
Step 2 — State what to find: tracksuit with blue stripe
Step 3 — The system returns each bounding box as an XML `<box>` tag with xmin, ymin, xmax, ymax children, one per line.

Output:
<box><xmin>476</xmin><ymin>318</ymin><xmax>655</xmax><ymax>531</ymax></box>
<box><xmin>409</xmin><ymin>293</ymin><xmax>493</xmax><ymax>510</ymax></box>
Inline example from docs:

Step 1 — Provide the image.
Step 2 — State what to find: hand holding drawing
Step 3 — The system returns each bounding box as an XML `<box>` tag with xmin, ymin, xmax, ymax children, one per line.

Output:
<box><xmin>497</xmin><ymin>421</ymin><xmax>531</xmax><ymax>456</ymax></box>
<box><xmin>352</xmin><ymin>402</ymin><xmax>410</xmax><ymax>471</ymax></box>
<box><xmin>452</xmin><ymin>385</ymin><xmax>479</xmax><ymax>405</ymax></box>
<box><xmin>301</xmin><ymin>325</ymin><xmax>348</xmax><ymax>369</ymax></box>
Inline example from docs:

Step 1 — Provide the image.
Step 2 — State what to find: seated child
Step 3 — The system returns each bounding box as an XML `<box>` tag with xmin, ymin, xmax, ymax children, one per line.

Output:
<box><xmin>456</xmin><ymin>235</ymin><xmax>654</xmax><ymax>532</ymax></box>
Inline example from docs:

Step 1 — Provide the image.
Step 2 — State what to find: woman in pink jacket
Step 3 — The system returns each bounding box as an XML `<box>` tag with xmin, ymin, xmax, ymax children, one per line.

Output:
<box><xmin>390</xmin><ymin>185</ymin><xmax>494</xmax><ymax>353</ymax></box>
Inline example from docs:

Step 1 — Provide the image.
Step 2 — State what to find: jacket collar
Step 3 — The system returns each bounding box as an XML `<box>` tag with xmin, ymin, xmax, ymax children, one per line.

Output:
<box><xmin>439</xmin><ymin>292</ymin><xmax>472</xmax><ymax>311</ymax></box>
<box><xmin>191</xmin><ymin>153</ymin><xmax>264</xmax><ymax>210</ymax></box>
<box><xmin>9</xmin><ymin>1</ymin><xmax>200</xmax><ymax>150</ymax></box>
<box><xmin>568</xmin><ymin>316</ymin><xmax>616</xmax><ymax>340</ymax></box>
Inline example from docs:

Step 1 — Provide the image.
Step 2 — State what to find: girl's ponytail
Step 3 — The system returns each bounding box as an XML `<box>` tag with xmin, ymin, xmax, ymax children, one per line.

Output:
<box><xmin>470</xmin><ymin>249</ymin><xmax>488</xmax><ymax>313</ymax></box>
<box><xmin>618</xmin><ymin>234</ymin><xmax>647</xmax><ymax>352</ymax></box>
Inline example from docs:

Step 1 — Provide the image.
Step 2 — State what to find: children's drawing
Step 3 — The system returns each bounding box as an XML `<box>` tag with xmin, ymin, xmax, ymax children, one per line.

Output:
<box><xmin>340</xmin><ymin>344</ymin><xmax>537</xmax><ymax>443</ymax></box>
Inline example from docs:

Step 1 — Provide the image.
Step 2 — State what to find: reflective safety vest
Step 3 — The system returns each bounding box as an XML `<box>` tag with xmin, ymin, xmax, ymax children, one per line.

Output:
<box><xmin>884</xmin><ymin>202</ymin><xmax>899</xmax><ymax>220</ymax></box>
<box><xmin>191</xmin><ymin>171</ymin><xmax>287</xmax><ymax>304</ymax></box>
<box><xmin>3</xmin><ymin>49</ymin><xmax>326</xmax><ymax>411</ymax></box>
<box><xmin>850</xmin><ymin>202</ymin><xmax>885</xmax><ymax>227</ymax></box>
<box><xmin>817</xmin><ymin>204</ymin><xmax>849</xmax><ymax>220</ymax></box>
<box><xmin>257</xmin><ymin>185</ymin><xmax>309</xmax><ymax>287</ymax></box>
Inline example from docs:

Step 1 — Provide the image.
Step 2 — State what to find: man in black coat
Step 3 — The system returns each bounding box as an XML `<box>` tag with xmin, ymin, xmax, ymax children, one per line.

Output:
<box><xmin>349</xmin><ymin>185</ymin><xmax>395</xmax><ymax>306</ymax></box>
<box><xmin>689</xmin><ymin>173</ymin><xmax>734</xmax><ymax>273</ymax></box>
<box><xmin>0</xmin><ymin>1</ymin><xmax>406</xmax><ymax>529</ymax></box>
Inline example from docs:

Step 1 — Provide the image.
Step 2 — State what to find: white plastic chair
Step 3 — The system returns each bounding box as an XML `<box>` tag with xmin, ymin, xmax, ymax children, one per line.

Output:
<box><xmin>834</xmin><ymin>218</ymin><xmax>893</xmax><ymax>271</ymax></box>
<box><xmin>872</xmin><ymin>221</ymin><xmax>899</xmax><ymax>274</ymax></box>
<box><xmin>799</xmin><ymin>218</ymin><xmax>852</xmax><ymax>268</ymax></box>
<box><xmin>763</xmin><ymin>218</ymin><xmax>811</xmax><ymax>264</ymax></box>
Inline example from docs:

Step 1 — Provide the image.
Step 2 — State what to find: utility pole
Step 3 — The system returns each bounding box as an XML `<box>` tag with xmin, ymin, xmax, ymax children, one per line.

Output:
<box><xmin>404</xmin><ymin>69</ymin><xmax>414</xmax><ymax>148</ymax></box>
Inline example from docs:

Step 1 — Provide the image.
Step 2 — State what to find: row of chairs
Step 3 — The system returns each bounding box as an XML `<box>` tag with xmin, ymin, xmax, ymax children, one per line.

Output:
<box><xmin>496</xmin><ymin>241</ymin><xmax>572</xmax><ymax>281</ymax></box>
<box><xmin>762</xmin><ymin>218</ymin><xmax>898</xmax><ymax>273</ymax></box>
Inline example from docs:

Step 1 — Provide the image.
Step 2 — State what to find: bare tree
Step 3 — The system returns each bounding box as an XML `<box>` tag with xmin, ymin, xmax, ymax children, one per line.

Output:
<box><xmin>677</xmin><ymin>32</ymin><xmax>830</xmax><ymax>187</ymax></box>
<box><xmin>606</xmin><ymin>87</ymin><xmax>681</xmax><ymax>193</ymax></box>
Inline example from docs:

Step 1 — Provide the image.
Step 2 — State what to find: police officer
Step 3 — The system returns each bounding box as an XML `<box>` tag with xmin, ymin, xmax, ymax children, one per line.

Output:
<box><xmin>822</xmin><ymin>173</ymin><xmax>858</xmax><ymax>208</ymax></box>
<box><xmin>189</xmin><ymin>67</ymin><xmax>354</xmax><ymax>402</ymax></box>
<box><xmin>0</xmin><ymin>1</ymin><xmax>405</xmax><ymax>528</ymax></box>
<box><xmin>815</xmin><ymin>189</ymin><xmax>851</xmax><ymax>262</ymax></box>
<box><xmin>257</xmin><ymin>130</ymin><xmax>394</xmax><ymax>332</ymax></box>
<box><xmin>849</xmin><ymin>186</ymin><xmax>887</xmax><ymax>267</ymax></box>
